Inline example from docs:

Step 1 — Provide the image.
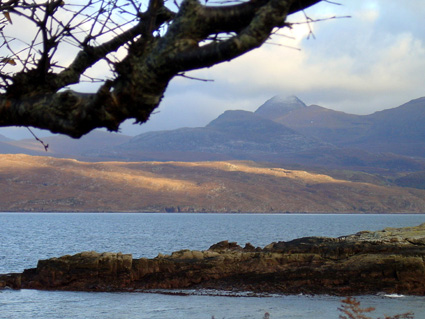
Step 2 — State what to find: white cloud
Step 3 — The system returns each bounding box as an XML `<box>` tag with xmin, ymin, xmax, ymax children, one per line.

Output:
<box><xmin>359</xmin><ymin>1</ymin><xmax>380</xmax><ymax>22</ymax></box>
<box><xmin>159</xmin><ymin>0</ymin><xmax>425</xmax><ymax>116</ymax></box>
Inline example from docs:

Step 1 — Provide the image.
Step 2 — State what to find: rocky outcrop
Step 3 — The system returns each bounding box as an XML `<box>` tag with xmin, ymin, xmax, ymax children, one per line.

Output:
<box><xmin>2</xmin><ymin>224</ymin><xmax>425</xmax><ymax>295</ymax></box>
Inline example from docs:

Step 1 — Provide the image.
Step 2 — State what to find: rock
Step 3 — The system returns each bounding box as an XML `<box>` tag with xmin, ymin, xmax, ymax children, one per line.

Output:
<box><xmin>209</xmin><ymin>240</ymin><xmax>242</xmax><ymax>251</ymax></box>
<box><xmin>170</xmin><ymin>250</ymin><xmax>205</xmax><ymax>260</ymax></box>
<box><xmin>11</xmin><ymin>251</ymin><xmax>134</xmax><ymax>291</ymax></box>
<box><xmin>0</xmin><ymin>273</ymin><xmax>21</xmax><ymax>289</ymax></box>
<box><xmin>2</xmin><ymin>224</ymin><xmax>425</xmax><ymax>295</ymax></box>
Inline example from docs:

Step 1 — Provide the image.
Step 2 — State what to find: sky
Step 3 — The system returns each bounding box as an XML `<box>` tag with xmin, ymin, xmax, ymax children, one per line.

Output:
<box><xmin>1</xmin><ymin>0</ymin><xmax>425</xmax><ymax>139</ymax></box>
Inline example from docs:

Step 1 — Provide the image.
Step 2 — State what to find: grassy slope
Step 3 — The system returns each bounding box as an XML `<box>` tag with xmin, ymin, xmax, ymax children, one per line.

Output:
<box><xmin>1</xmin><ymin>154</ymin><xmax>424</xmax><ymax>213</ymax></box>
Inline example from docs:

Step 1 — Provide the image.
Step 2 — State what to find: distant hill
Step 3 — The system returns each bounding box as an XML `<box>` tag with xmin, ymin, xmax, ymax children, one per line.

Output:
<box><xmin>4</xmin><ymin>96</ymin><xmax>425</xmax><ymax>173</ymax></box>
<box><xmin>0</xmin><ymin>140</ymin><xmax>45</xmax><ymax>156</ymax></box>
<box><xmin>106</xmin><ymin>97</ymin><xmax>425</xmax><ymax>171</ymax></box>
<box><xmin>2</xmin><ymin>130</ymin><xmax>132</xmax><ymax>160</ymax></box>
<box><xmin>367</xmin><ymin>97</ymin><xmax>425</xmax><ymax>140</ymax></box>
<box><xmin>0</xmin><ymin>133</ymin><xmax>42</xmax><ymax>154</ymax></box>
<box><xmin>0</xmin><ymin>134</ymin><xmax>11</xmax><ymax>142</ymax></box>
<box><xmin>116</xmin><ymin>110</ymin><xmax>325</xmax><ymax>159</ymax></box>
<box><xmin>261</xmin><ymin>103</ymin><xmax>372</xmax><ymax>145</ymax></box>
<box><xmin>394</xmin><ymin>171</ymin><xmax>425</xmax><ymax>190</ymax></box>
<box><xmin>263</xmin><ymin>96</ymin><xmax>425</xmax><ymax>158</ymax></box>
<box><xmin>353</xmin><ymin>97</ymin><xmax>425</xmax><ymax>157</ymax></box>
<box><xmin>1</xmin><ymin>154</ymin><xmax>424</xmax><ymax>213</ymax></box>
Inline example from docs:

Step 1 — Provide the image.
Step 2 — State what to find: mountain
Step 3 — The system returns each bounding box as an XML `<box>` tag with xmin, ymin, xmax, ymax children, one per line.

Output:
<box><xmin>108</xmin><ymin>99</ymin><xmax>425</xmax><ymax>171</ymax></box>
<box><xmin>111</xmin><ymin>110</ymin><xmax>328</xmax><ymax>162</ymax></box>
<box><xmin>1</xmin><ymin>154</ymin><xmax>424</xmax><ymax>213</ymax></box>
<box><xmin>4</xmin><ymin>96</ymin><xmax>425</xmax><ymax>173</ymax></box>
<box><xmin>4</xmin><ymin>130</ymin><xmax>132</xmax><ymax>160</ymax></box>
<box><xmin>0</xmin><ymin>133</ymin><xmax>45</xmax><ymax>155</ymax></box>
<box><xmin>262</xmin><ymin>96</ymin><xmax>425</xmax><ymax>158</ymax></box>
<box><xmin>353</xmin><ymin>97</ymin><xmax>425</xmax><ymax>157</ymax></box>
<box><xmin>262</xmin><ymin>104</ymin><xmax>372</xmax><ymax>144</ymax></box>
<box><xmin>367</xmin><ymin>97</ymin><xmax>425</xmax><ymax>140</ymax></box>
<box><xmin>0</xmin><ymin>140</ymin><xmax>46</xmax><ymax>156</ymax></box>
<box><xmin>255</xmin><ymin>95</ymin><xmax>307</xmax><ymax>120</ymax></box>
<box><xmin>0</xmin><ymin>134</ymin><xmax>11</xmax><ymax>142</ymax></box>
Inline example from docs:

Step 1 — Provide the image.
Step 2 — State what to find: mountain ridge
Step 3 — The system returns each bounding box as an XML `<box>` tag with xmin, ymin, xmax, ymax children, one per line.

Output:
<box><xmin>1</xmin><ymin>95</ymin><xmax>425</xmax><ymax>172</ymax></box>
<box><xmin>109</xmin><ymin>95</ymin><xmax>425</xmax><ymax>171</ymax></box>
<box><xmin>268</xmin><ymin>96</ymin><xmax>425</xmax><ymax>158</ymax></box>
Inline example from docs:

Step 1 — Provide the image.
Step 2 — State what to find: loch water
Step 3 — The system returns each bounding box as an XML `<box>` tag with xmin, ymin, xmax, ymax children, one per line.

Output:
<box><xmin>1</xmin><ymin>212</ymin><xmax>425</xmax><ymax>319</ymax></box>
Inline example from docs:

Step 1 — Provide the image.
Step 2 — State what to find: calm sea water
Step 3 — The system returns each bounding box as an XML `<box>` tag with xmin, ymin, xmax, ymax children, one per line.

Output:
<box><xmin>1</xmin><ymin>213</ymin><xmax>425</xmax><ymax>318</ymax></box>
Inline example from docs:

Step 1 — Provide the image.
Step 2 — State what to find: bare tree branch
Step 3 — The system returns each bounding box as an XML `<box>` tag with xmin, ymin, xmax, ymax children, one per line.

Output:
<box><xmin>0</xmin><ymin>0</ymin><xmax>322</xmax><ymax>138</ymax></box>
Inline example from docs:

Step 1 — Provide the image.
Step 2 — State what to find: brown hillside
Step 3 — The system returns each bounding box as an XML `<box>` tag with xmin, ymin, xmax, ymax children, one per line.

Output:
<box><xmin>1</xmin><ymin>154</ymin><xmax>424</xmax><ymax>213</ymax></box>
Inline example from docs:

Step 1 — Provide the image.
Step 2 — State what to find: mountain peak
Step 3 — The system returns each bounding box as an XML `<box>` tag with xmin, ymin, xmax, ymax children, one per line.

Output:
<box><xmin>207</xmin><ymin>110</ymin><xmax>257</xmax><ymax>128</ymax></box>
<box><xmin>269</xmin><ymin>94</ymin><xmax>304</xmax><ymax>104</ymax></box>
<box><xmin>255</xmin><ymin>95</ymin><xmax>307</xmax><ymax>120</ymax></box>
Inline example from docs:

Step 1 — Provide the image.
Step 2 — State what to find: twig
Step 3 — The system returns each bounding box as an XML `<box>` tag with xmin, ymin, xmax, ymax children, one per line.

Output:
<box><xmin>26</xmin><ymin>127</ymin><xmax>49</xmax><ymax>151</ymax></box>
<box><xmin>291</xmin><ymin>15</ymin><xmax>352</xmax><ymax>25</ymax></box>
<box><xmin>323</xmin><ymin>0</ymin><xmax>342</xmax><ymax>5</ymax></box>
<box><xmin>177</xmin><ymin>73</ymin><xmax>214</xmax><ymax>82</ymax></box>
<box><xmin>265</xmin><ymin>42</ymin><xmax>301</xmax><ymax>50</ymax></box>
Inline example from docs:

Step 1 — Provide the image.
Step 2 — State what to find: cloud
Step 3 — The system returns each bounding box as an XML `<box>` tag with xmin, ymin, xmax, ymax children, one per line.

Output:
<box><xmin>158</xmin><ymin>0</ymin><xmax>425</xmax><ymax>117</ymax></box>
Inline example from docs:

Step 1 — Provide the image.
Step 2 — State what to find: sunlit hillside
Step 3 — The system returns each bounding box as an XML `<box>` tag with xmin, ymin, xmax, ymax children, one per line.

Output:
<box><xmin>1</xmin><ymin>154</ymin><xmax>424</xmax><ymax>213</ymax></box>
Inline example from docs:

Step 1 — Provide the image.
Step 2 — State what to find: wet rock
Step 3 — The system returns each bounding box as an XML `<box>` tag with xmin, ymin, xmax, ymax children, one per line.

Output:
<box><xmin>209</xmin><ymin>240</ymin><xmax>242</xmax><ymax>251</ymax></box>
<box><xmin>0</xmin><ymin>273</ymin><xmax>21</xmax><ymax>289</ymax></box>
<box><xmin>2</xmin><ymin>224</ymin><xmax>425</xmax><ymax>295</ymax></box>
<box><xmin>16</xmin><ymin>251</ymin><xmax>133</xmax><ymax>291</ymax></box>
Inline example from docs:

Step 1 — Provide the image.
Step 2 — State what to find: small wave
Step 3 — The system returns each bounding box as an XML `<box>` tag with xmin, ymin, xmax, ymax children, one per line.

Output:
<box><xmin>380</xmin><ymin>293</ymin><xmax>406</xmax><ymax>298</ymax></box>
<box><xmin>142</xmin><ymin>289</ymin><xmax>273</xmax><ymax>297</ymax></box>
